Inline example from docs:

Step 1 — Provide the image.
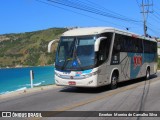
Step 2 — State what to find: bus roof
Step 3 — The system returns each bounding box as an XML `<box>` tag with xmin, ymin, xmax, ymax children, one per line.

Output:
<box><xmin>62</xmin><ymin>27</ymin><xmax>157</xmax><ymax>42</ymax></box>
<box><xmin>62</xmin><ymin>27</ymin><xmax>114</xmax><ymax>36</ymax></box>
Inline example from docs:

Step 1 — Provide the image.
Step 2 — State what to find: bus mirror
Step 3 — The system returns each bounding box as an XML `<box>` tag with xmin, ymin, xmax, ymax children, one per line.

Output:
<box><xmin>94</xmin><ymin>37</ymin><xmax>107</xmax><ymax>52</ymax></box>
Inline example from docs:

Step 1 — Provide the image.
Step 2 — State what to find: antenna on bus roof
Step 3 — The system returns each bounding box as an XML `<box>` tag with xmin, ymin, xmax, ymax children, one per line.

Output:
<box><xmin>67</xmin><ymin>26</ymin><xmax>79</xmax><ymax>30</ymax></box>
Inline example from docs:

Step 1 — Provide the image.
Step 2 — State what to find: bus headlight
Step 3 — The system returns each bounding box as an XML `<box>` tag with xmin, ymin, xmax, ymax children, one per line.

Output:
<box><xmin>83</xmin><ymin>73</ymin><xmax>92</xmax><ymax>78</ymax></box>
<box><xmin>92</xmin><ymin>71</ymin><xmax>99</xmax><ymax>75</ymax></box>
<box><xmin>83</xmin><ymin>71</ymin><xmax>98</xmax><ymax>78</ymax></box>
<box><xmin>55</xmin><ymin>72</ymin><xmax>60</xmax><ymax>77</ymax></box>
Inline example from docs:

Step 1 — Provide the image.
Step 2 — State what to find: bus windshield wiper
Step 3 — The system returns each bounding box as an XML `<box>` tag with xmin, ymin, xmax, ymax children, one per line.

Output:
<box><xmin>61</xmin><ymin>57</ymin><xmax>72</xmax><ymax>70</ymax></box>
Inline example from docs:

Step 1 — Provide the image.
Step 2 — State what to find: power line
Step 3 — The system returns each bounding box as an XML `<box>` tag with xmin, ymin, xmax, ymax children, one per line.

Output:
<box><xmin>36</xmin><ymin>0</ymin><xmax>159</xmax><ymax>37</ymax></box>
<box><xmin>148</xmin><ymin>22</ymin><xmax>160</xmax><ymax>31</ymax></box>
<box><xmin>135</xmin><ymin>0</ymin><xmax>159</xmax><ymax>37</ymax></box>
<box><xmin>136</xmin><ymin>0</ymin><xmax>141</xmax><ymax>10</ymax></box>
<box><xmin>154</xmin><ymin>11</ymin><xmax>160</xmax><ymax>18</ymax></box>
<box><xmin>80</xmin><ymin>0</ymin><xmax>139</xmax><ymax>21</ymax></box>
<box><xmin>148</xmin><ymin>27</ymin><xmax>160</xmax><ymax>36</ymax></box>
<box><xmin>47</xmin><ymin>0</ymin><xmax>142</xmax><ymax>23</ymax></box>
<box><xmin>35</xmin><ymin>0</ymin><xmax>126</xmax><ymax>28</ymax></box>
<box><xmin>152</xmin><ymin>13</ymin><xmax>160</xmax><ymax>21</ymax></box>
<box><xmin>154</xmin><ymin>5</ymin><xmax>160</xmax><ymax>11</ymax></box>
<box><xmin>83</xmin><ymin>0</ymin><xmax>143</xmax><ymax>28</ymax></box>
<box><xmin>46</xmin><ymin>0</ymin><xmax>144</xmax><ymax>29</ymax></box>
<box><xmin>149</xmin><ymin>15</ymin><xmax>160</xmax><ymax>24</ymax></box>
<box><xmin>85</xmin><ymin>0</ymin><xmax>133</xmax><ymax>20</ymax></box>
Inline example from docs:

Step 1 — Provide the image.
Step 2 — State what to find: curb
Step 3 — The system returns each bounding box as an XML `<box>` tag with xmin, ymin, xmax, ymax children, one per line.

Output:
<box><xmin>0</xmin><ymin>84</ymin><xmax>61</xmax><ymax>99</ymax></box>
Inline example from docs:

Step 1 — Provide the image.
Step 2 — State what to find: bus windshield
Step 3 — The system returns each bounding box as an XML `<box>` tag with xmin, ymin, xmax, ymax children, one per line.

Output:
<box><xmin>55</xmin><ymin>36</ymin><xmax>96</xmax><ymax>71</ymax></box>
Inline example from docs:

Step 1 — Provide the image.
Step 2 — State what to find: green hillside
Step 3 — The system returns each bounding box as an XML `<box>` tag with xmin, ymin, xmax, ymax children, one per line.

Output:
<box><xmin>0</xmin><ymin>28</ymin><xmax>67</xmax><ymax>68</ymax></box>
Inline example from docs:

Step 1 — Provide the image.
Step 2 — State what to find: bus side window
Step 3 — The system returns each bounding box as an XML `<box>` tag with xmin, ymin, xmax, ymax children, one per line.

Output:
<box><xmin>98</xmin><ymin>39</ymin><xmax>107</xmax><ymax>65</ymax></box>
<box><xmin>111</xmin><ymin>34</ymin><xmax>121</xmax><ymax>65</ymax></box>
<box><xmin>112</xmin><ymin>35</ymin><xmax>121</xmax><ymax>55</ymax></box>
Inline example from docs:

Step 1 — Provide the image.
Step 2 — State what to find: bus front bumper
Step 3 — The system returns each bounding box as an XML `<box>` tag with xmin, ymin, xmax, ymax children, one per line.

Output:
<box><xmin>55</xmin><ymin>75</ymin><xmax>98</xmax><ymax>87</ymax></box>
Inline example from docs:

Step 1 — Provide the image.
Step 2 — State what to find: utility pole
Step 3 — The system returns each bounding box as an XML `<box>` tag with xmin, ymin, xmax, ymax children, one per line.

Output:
<box><xmin>141</xmin><ymin>0</ymin><xmax>153</xmax><ymax>37</ymax></box>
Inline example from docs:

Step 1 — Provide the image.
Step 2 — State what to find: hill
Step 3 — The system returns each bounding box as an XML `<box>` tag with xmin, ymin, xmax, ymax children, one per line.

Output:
<box><xmin>0</xmin><ymin>28</ymin><xmax>67</xmax><ymax>68</ymax></box>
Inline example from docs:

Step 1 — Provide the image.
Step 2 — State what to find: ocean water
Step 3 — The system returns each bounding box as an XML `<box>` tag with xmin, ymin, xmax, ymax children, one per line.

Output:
<box><xmin>0</xmin><ymin>65</ymin><xmax>55</xmax><ymax>95</ymax></box>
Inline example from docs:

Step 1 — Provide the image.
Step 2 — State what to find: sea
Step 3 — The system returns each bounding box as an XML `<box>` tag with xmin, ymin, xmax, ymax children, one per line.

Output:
<box><xmin>0</xmin><ymin>65</ymin><xmax>55</xmax><ymax>95</ymax></box>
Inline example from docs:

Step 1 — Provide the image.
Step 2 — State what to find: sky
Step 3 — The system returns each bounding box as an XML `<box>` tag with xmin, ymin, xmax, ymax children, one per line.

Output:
<box><xmin>0</xmin><ymin>0</ymin><xmax>160</xmax><ymax>37</ymax></box>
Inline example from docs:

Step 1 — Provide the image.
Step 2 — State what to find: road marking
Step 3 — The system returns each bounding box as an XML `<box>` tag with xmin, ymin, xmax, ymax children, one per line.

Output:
<box><xmin>30</xmin><ymin>77</ymin><xmax>160</xmax><ymax>120</ymax></box>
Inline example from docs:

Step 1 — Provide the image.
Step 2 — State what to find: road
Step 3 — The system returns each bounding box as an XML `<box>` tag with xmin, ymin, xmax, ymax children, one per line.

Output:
<box><xmin>0</xmin><ymin>73</ymin><xmax>160</xmax><ymax>120</ymax></box>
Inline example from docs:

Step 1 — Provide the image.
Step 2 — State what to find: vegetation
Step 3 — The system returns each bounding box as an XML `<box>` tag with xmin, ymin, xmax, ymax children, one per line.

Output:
<box><xmin>0</xmin><ymin>28</ymin><xmax>67</xmax><ymax>68</ymax></box>
<box><xmin>158</xmin><ymin>58</ymin><xmax>160</xmax><ymax>69</ymax></box>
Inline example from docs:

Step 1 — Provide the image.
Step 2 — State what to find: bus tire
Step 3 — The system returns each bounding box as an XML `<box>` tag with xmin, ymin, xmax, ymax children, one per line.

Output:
<box><xmin>146</xmin><ymin>68</ymin><xmax>150</xmax><ymax>80</ymax></box>
<box><xmin>110</xmin><ymin>73</ymin><xmax>118</xmax><ymax>90</ymax></box>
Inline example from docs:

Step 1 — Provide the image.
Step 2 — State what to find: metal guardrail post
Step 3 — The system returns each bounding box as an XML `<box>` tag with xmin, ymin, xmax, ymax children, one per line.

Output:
<box><xmin>30</xmin><ymin>70</ymin><xmax>34</xmax><ymax>88</ymax></box>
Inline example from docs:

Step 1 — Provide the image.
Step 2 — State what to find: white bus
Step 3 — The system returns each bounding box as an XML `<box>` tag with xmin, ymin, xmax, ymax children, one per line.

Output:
<box><xmin>54</xmin><ymin>27</ymin><xmax>157</xmax><ymax>89</ymax></box>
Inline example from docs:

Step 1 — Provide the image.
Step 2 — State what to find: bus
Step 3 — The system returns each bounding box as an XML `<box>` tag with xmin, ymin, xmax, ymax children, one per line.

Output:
<box><xmin>54</xmin><ymin>27</ymin><xmax>157</xmax><ymax>89</ymax></box>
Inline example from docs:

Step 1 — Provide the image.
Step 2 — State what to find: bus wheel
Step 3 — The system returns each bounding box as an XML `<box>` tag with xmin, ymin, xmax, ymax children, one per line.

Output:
<box><xmin>110</xmin><ymin>73</ymin><xmax>118</xmax><ymax>90</ymax></box>
<box><xmin>146</xmin><ymin>68</ymin><xmax>150</xmax><ymax>80</ymax></box>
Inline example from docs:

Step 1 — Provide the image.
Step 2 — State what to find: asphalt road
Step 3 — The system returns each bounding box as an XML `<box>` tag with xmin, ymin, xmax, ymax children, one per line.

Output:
<box><xmin>0</xmin><ymin>72</ymin><xmax>160</xmax><ymax>120</ymax></box>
